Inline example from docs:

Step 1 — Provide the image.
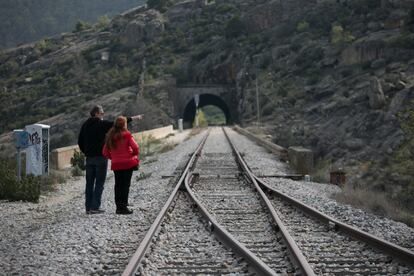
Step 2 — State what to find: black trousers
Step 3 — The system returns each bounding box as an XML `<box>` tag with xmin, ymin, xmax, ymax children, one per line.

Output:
<box><xmin>114</xmin><ymin>169</ymin><xmax>133</xmax><ymax>210</ymax></box>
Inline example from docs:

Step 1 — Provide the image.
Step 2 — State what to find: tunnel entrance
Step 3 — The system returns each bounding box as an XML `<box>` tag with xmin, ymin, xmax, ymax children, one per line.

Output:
<box><xmin>182</xmin><ymin>94</ymin><xmax>232</xmax><ymax>128</ymax></box>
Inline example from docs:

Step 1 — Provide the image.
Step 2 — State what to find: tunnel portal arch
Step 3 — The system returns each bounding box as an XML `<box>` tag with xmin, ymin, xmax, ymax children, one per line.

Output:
<box><xmin>183</xmin><ymin>94</ymin><xmax>231</xmax><ymax>127</ymax></box>
<box><xmin>171</xmin><ymin>84</ymin><xmax>239</xmax><ymax>129</ymax></box>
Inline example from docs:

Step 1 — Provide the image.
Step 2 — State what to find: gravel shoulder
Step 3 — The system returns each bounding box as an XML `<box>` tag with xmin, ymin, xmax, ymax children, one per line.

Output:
<box><xmin>0</xmin><ymin>129</ymin><xmax>204</xmax><ymax>275</ymax></box>
<box><xmin>226</xmin><ymin>127</ymin><xmax>414</xmax><ymax>251</ymax></box>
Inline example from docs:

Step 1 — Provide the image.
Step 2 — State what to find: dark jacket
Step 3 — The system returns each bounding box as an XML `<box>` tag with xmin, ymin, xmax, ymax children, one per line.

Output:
<box><xmin>78</xmin><ymin>117</ymin><xmax>131</xmax><ymax>157</ymax></box>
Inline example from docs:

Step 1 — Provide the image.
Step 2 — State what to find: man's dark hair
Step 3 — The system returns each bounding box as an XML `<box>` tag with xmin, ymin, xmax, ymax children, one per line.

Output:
<box><xmin>90</xmin><ymin>105</ymin><xmax>104</xmax><ymax>117</ymax></box>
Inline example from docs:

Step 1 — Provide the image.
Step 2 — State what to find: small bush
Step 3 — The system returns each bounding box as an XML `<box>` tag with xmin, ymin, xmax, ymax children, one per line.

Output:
<box><xmin>0</xmin><ymin>159</ymin><xmax>41</xmax><ymax>202</ymax></box>
<box><xmin>70</xmin><ymin>150</ymin><xmax>85</xmax><ymax>170</ymax></box>
<box><xmin>74</xmin><ymin>20</ymin><xmax>92</xmax><ymax>32</ymax></box>
<box><xmin>331</xmin><ymin>24</ymin><xmax>355</xmax><ymax>45</ymax></box>
<box><xmin>194</xmin><ymin>109</ymin><xmax>208</xmax><ymax>128</ymax></box>
<box><xmin>71</xmin><ymin>165</ymin><xmax>84</xmax><ymax>177</ymax></box>
<box><xmin>296</xmin><ymin>21</ymin><xmax>310</xmax><ymax>32</ymax></box>
<box><xmin>97</xmin><ymin>15</ymin><xmax>110</xmax><ymax>30</ymax></box>
<box><xmin>225</xmin><ymin>16</ymin><xmax>246</xmax><ymax>38</ymax></box>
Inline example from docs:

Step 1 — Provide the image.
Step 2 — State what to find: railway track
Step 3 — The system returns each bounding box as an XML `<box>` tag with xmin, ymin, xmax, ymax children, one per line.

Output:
<box><xmin>266</xmin><ymin>191</ymin><xmax>411</xmax><ymax>275</ymax></box>
<box><xmin>138</xmin><ymin>191</ymin><xmax>251</xmax><ymax>275</ymax></box>
<box><xmin>190</xmin><ymin>131</ymin><xmax>297</xmax><ymax>274</ymax></box>
<box><xmin>123</xmin><ymin>127</ymin><xmax>414</xmax><ymax>276</ymax></box>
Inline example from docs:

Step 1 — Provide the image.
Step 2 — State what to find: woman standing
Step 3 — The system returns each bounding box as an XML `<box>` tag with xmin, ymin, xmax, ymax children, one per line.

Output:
<box><xmin>103</xmin><ymin>116</ymin><xmax>139</xmax><ymax>215</ymax></box>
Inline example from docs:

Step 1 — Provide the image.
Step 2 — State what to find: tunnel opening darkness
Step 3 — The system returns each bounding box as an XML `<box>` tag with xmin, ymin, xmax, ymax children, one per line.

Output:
<box><xmin>182</xmin><ymin>94</ymin><xmax>231</xmax><ymax>128</ymax></box>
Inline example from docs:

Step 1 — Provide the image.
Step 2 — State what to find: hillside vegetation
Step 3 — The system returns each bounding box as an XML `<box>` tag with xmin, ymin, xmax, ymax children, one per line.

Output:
<box><xmin>0</xmin><ymin>0</ymin><xmax>146</xmax><ymax>49</ymax></box>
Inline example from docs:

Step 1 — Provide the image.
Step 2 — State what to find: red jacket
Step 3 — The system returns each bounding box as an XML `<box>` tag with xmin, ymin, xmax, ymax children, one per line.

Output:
<box><xmin>102</xmin><ymin>131</ymin><xmax>139</xmax><ymax>171</ymax></box>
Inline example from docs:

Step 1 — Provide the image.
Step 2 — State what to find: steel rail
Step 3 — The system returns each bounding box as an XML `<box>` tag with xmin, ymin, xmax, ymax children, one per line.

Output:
<box><xmin>122</xmin><ymin>130</ymin><xmax>210</xmax><ymax>276</ymax></box>
<box><xmin>222</xmin><ymin>127</ymin><xmax>316</xmax><ymax>276</ymax></box>
<box><xmin>184</xmin><ymin>173</ymin><xmax>278</xmax><ymax>276</ymax></box>
<box><xmin>255</xmin><ymin>175</ymin><xmax>414</xmax><ymax>266</ymax></box>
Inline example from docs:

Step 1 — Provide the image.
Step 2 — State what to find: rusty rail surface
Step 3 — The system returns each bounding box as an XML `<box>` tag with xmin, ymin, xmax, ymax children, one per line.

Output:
<box><xmin>255</xmin><ymin>176</ymin><xmax>414</xmax><ymax>266</ymax></box>
<box><xmin>122</xmin><ymin>130</ymin><xmax>209</xmax><ymax>276</ymax></box>
<box><xmin>222</xmin><ymin>127</ymin><xmax>316</xmax><ymax>276</ymax></box>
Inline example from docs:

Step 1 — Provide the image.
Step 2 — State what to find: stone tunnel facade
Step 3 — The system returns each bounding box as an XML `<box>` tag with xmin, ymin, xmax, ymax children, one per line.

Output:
<box><xmin>170</xmin><ymin>84</ymin><xmax>239</xmax><ymax>127</ymax></box>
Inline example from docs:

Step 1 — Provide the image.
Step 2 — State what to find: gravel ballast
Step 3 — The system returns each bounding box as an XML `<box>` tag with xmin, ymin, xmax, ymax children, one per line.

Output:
<box><xmin>1</xmin><ymin>127</ymin><xmax>413</xmax><ymax>275</ymax></box>
<box><xmin>0</xmin><ymin>130</ymin><xmax>205</xmax><ymax>275</ymax></box>
<box><xmin>227</xmin><ymin>127</ymin><xmax>414</xmax><ymax>251</ymax></box>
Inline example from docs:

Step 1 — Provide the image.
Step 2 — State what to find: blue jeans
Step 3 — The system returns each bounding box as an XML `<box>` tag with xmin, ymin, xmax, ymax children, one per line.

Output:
<box><xmin>85</xmin><ymin>156</ymin><xmax>108</xmax><ymax>211</ymax></box>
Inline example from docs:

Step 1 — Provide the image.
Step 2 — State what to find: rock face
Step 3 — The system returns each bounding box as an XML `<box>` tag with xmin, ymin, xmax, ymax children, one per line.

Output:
<box><xmin>341</xmin><ymin>32</ymin><xmax>389</xmax><ymax>65</ymax></box>
<box><xmin>119</xmin><ymin>9</ymin><xmax>165</xmax><ymax>48</ymax></box>
<box><xmin>368</xmin><ymin>77</ymin><xmax>386</xmax><ymax>109</ymax></box>
<box><xmin>243</xmin><ymin>1</ymin><xmax>282</xmax><ymax>33</ymax></box>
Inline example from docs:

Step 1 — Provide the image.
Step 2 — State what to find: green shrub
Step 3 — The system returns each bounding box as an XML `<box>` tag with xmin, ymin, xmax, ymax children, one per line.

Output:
<box><xmin>71</xmin><ymin>165</ymin><xmax>84</xmax><ymax>177</ymax></box>
<box><xmin>194</xmin><ymin>109</ymin><xmax>208</xmax><ymax>128</ymax></box>
<box><xmin>296</xmin><ymin>21</ymin><xmax>310</xmax><ymax>32</ymax></box>
<box><xmin>97</xmin><ymin>15</ymin><xmax>110</xmax><ymax>30</ymax></box>
<box><xmin>0</xmin><ymin>60</ymin><xmax>19</xmax><ymax>77</ymax></box>
<box><xmin>74</xmin><ymin>20</ymin><xmax>92</xmax><ymax>32</ymax></box>
<box><xmin>0</xmin><ymin>159</ymin><xmax>41</xmax><ymax>202</ymax></box>
<box><xmin>37</xmin><ymin>39</ymin><xmax>57</xmax><ymax>54</ymax></box>
<box><xmin>225</xmin><ymin>16</ymin><xmax>246</xmax><ymax>38</ymax></box>
<box><xmin>70</xmin><ymin>150</ymin><xmax>86</xmax><ymax>170</ymax></box>
<box><xmin>331</xmin><ymin>24</ymin><xmax>355</xmax><ymax>45</ymax></box>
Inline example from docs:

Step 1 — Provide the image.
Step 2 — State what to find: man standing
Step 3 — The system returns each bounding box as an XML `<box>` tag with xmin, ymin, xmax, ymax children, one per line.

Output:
<box><xmin>78</xmin><ymin>105</ymin><xmax>142</xmax><ymax>214</ymax></box>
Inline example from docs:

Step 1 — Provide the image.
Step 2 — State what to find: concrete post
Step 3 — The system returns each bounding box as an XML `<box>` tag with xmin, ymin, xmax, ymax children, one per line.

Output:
<box><xmin>288</xmin><ymin>146</ymin><xmax>313</xmax><ymax>175</ymax></box>
<box><xmin>178</xmin><ymin>119</ymin><xmax>183</xmax><ymax>132</ymax></box>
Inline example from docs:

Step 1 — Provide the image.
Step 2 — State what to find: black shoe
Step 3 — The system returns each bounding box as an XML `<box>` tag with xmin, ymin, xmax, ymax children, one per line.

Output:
<box><xmin>89</xmin><ymin>209</ymin><xmax>105</xmax><ymax>214</ymax></box>
<box><xmin>116</xmin><ymin>208</ymin><xmax>133</xmax><ymax>215</ymax></box>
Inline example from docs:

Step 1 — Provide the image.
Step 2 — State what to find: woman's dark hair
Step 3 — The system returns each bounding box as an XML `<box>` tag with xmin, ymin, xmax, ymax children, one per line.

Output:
<box><xmin>105</xmin><ymin>116</ymin><xmax>127</xmax><ymax>150</ymax></box>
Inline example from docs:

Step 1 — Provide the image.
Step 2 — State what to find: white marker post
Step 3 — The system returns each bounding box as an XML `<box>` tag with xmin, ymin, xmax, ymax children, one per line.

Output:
<box><xmin>194</xmin><ymin>95</ymin><xmax>200</xmax><ymax>128</ymax></box>
<box><xmin>178</xmin><ymin>119</ymin><xmax>183</xmax><ymax>132</ymax></box>
<box><xmin>25</xmin><ymin>124</ymin><xmax>50</xmax><ymax>176</ymax></box>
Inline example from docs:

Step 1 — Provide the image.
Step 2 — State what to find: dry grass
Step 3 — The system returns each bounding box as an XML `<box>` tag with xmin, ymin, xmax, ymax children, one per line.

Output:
<box><xmin>158</xmin><ymin>142</ymin><xmax>177</xmax><ymax>153</ymax></box>
<box><xmin>185</xmin><ymin>127</ymin><xmax>205</xmax><ymax>141</ymax></box>
<box><xmin>334</xmin><ymin>184</ymin><xmax>414</xmax><ymax>227</ymax></box>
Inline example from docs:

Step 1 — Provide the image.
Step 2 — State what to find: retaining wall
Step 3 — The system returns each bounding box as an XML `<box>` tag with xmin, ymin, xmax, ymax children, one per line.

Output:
<box><xmin>233</xmin><ymin>126</ymin><xmax>313</xmax><ymax>175</ymax></box>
